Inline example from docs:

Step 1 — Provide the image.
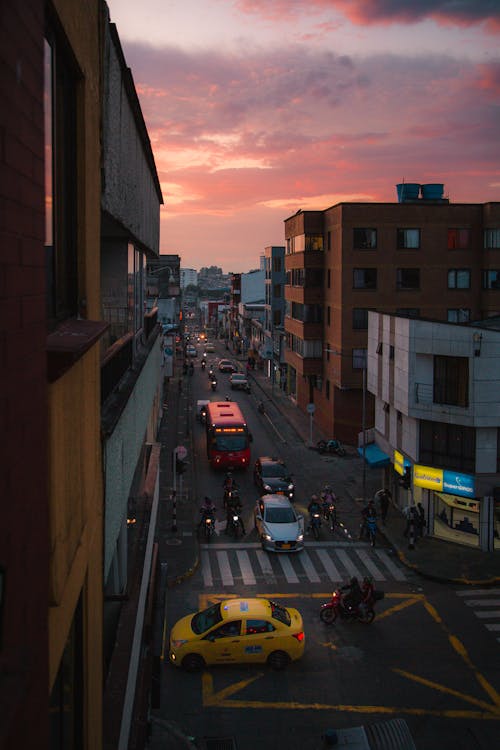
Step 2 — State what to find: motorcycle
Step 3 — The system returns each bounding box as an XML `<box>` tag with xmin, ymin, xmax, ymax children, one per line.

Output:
<box><xmin>321</xmin><ymin>500</ymin><xmax>337</xmax><ymax>532</ymax></box>
<box><xmin>310</xmin><ymin>511</ymin><xmax>322</xmax><ymax>540</ymax></box>
<box><xmin>317</xmin><ymin>439</ymin><xmax>346</xmax><ymax>457</ymax></box>
<box><xmin>210</xmin><ymin>378</ymin><xmax>217</xmax><ymax>391</ymax></box>
<box><xmin>201</xmin><ymin>360</ymin><xmax>206</xmax><ymax>370</ymax></box>
<box><xmin>223</xmin><ymin>486</ymin><xmax>240</xmax><ymax>508</ymax></box>
<box><xmin>200</xmin><ymin>510</ymin><xmax>216</xmax><ymax>541</ymax></box>
<box><xmin>320</xmin><ymin>588</ymin><xmax>383</xmax><ymax>625</ymax></box>
<box><xmin>227</xmin><ymin>507</ymin><xmax>244</xmax><ymax>538</ymax></box>
<box><xmin>257</xmin><ymin>401</ymin><xmax>265</xmax><ymax>414</ymax></box>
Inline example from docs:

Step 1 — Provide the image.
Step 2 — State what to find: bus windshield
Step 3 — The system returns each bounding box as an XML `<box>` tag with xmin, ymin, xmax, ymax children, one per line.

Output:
<box><xmin>214</xmin><ymin>433</ymin><xmax>247</xmax><ymax>451</ymax></box>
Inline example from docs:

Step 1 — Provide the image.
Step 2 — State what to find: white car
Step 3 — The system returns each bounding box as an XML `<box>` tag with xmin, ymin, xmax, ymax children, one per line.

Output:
<box><xmin>186</xmin><ymin>345</ymin><xmax>197</xmax><ymax>357</ymax></box>
<box><xmin>254</xmin><ymin>495</ymin><xmax>304</xmax><ymax>552</ymax></box>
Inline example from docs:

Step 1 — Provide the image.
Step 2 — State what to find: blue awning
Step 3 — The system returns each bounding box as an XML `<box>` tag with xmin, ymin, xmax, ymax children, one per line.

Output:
<box><xmin>358</xmin><ymin>443</ymin><xmax>391</xmax><ymax>467</ymax></box>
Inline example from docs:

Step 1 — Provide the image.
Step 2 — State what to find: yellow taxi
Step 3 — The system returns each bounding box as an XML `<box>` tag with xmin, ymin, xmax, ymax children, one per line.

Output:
<box><xmin>169</xmin><ymin>597</ymin><xmax>305</xmax><ymax>672</ymax></box>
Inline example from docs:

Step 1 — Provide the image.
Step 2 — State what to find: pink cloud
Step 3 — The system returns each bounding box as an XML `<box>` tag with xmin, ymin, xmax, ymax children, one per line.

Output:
<box><xmin>237</xmin><ymin>1</ymin><xmax>500</xmax><ymax>31</ymax></box>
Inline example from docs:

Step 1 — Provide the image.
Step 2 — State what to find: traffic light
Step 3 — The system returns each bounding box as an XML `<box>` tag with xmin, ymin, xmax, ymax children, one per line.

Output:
<box><xmin>402</xmin><ymin>466</ymin><xmax>412</xmax><ymax>489</ymax></box>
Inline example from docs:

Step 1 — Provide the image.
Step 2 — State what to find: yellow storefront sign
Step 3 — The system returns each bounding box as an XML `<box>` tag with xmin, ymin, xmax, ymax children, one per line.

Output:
<box><xmin>394</xmin><ymin>450</ymin><xmax>404</xmax><ymax>476</ymax></box>
<box><xmin>414</xmin><ymin>464</ymin><xmax>443</xmax><ymax>490</ymax></box>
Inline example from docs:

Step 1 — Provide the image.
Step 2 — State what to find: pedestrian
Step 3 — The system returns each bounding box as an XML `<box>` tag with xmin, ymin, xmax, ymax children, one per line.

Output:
<box><xmin>403</xmin><ymin>504</ymin><xmax>418</xmax><ymax>547</ymax></box>
<box><xmin>375</xmin><ymin>488</ymin><xmax>391</xmax><ymax>525</ymax></box>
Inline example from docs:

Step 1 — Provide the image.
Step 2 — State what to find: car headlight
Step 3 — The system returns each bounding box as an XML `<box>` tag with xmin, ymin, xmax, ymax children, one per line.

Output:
<box><xmin>297</xmin><ymin>533</ymin><xmax>304</xmax><ymax>542</ymax></box>
<box><xmin>264</xmin><ymin>484</ymin><xmax>272</xmax><ymax>492</ymax></box>
<box><xmin>288</xmin><ymin>484</ymin><xmax>294</xmax><ymax>491</ymax></box>
<box><xmin>171</xmin><ymin>639</ymin><xmax>189</xmax><ymax>649</ymax></box>
<box><xmin>264</xmin><ymin>533</ymin><xmax>273</xmax><ymax>541</ymax></box>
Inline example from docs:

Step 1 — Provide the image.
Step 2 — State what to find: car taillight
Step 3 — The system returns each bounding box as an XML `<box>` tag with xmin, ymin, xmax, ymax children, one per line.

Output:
<box><xmin>292</xmin><ymin>631</ymin><xmax>305</xmax><ymax>642</ymax></box>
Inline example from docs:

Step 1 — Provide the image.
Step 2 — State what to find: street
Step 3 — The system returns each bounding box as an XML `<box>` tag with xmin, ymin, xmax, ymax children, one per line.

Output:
<box><xmin>152</xmin><ymin>343</ymin><xmax>500</xmax><ymax>750</ymax></box>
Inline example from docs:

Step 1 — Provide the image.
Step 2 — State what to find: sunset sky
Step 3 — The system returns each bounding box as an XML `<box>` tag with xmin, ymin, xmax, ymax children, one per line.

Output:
<box><xmin>107</xmin><ymin>0</ymin><xmax>500</xmax><ymax>273</ymax></box>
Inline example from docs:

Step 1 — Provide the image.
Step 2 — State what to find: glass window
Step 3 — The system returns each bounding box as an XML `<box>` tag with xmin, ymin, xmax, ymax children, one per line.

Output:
<box><xmin>396</xmin><ymin>308</ymin><xmax>420</xmax><ymax>318</ymax></box>
<box><xmin>44</xmin><ymin>32</ymin><xmax>78</xmax><ymax>327</ymax></box>
<box><xmin>482</xmin><ymin>270</ymin><xmax>500</xmax><ymax>289</ymax></box>
<box><xmin>420</xmin><ymin>420</ymin><xmax>475</xmax><ymax>473</ymax></box>
<box><xmin>397</xmin><ymin>229</ymin><xmax>420</xmax><ymax>249</ymax></box>
<box><xmin>433</xmin><ymin>355</ymin><xmax>469</xmax><ymax>407</ymax></box>
<box><xmin>327</xmin><ymin>306</ymin><xmax>331</xmax><ymax>326</ymax></box>
<box><xmin>305</xmin><ymin>234</ymin><xmax>323</xmax><ymax>251</ymax></box>
<box><xmin>448</xmin><ymin>228</ymin><xmax>470</xmax><ymax>249</ymax></box>
<box><xmin>396</xmin><ymin>269</ymin><xmax>420</xmax><ymax>289</ymax></box>
<box><xmin>245</xmin><ymin>619</ymin><xmax>275</xmax><ymax>635</ymax></box>
<box><xmin>327</xmin><ymin>231</ymin><xmax>331</xmax><ymax>251</ymax></box>
<box><xmin>353</xmin><ymin>269</ymin><xmax>377</xmax><ymax>289</ymax></box>
<box><xmin>326</xmin><ymin>379</ymin><xmax>330</xmax><ymax>399</ymax></box>
<box><xmin>352</xmin><ymin>348</ymin><xmax>367</xmax><ymax>369</ymax></box>
<box><xmin>273</xmin><ymin>256</ymin><xmax>282</xmax><ymax>272</ymax></box>
<box><xmin>448</xmin><ymin>269</ymin><xmax>471</xmax><ymax>289</ymax></box>
<box><xmin>447</xmin><ymin>309</ymin><xmax>471</xmax><ymax>323</ymax></box>
<box><xmin>208</xmin><ymin>620</ymin><xmax>242</xmax><ymax>639</ymax></box>
<box><xmin>353</xmin><ymin>308</ymin><xmax>369</xmax><ymax>329</ymax></box>
<box><xmin>353</xmin><ymin>228</ymin><xmax>377</xmax><ymax>249</ymax></box>
<box><xmin>484</xmin><ymin>229</ymin><xmax>500</xmax><ymax>249</ymax></box>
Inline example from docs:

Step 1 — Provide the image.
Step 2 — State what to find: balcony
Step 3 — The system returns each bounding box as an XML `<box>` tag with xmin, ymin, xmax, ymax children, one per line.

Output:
<box><xmin>285</xmin><ymin>316</ymin><xmax>323</xmax><ymax>340</ymax></box>
<box><xmin>285</xmin><ymin>349</ymin><xmax>322</xmax><ymax>376</ymax></box>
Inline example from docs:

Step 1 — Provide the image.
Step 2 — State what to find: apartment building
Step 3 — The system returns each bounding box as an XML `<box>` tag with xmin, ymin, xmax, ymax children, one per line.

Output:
<box><xmin>284</xmin><ymin>191</ymin><xmax>500</xmax><ymax>445</ymax></box>
<box><xmin>367</xmin><ymin>312</ymin><xmax>500</xmax><ymax>552</ymax></box>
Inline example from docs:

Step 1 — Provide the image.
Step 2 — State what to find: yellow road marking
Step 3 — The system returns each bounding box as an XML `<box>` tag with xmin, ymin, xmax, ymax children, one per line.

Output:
<box><xmin>393</xmin><ymin>668</ymin><xmax>500</xmax><ymax>715</ymax></box>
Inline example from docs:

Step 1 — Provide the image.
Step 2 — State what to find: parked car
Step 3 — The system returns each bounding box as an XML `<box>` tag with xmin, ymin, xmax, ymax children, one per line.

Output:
<box><xmin>169</xmin><ymin>597</ymin><xmax>305</xmax><ymax>671</ymax></box>
<box><xmin>254</xmin><ymin>494</ymin><xmax>304</xmax><ymax>552</ymax></box>
<box><xmin>254</xmin><ymin>457</ymin><xmax>295</xmax><ymax>499</ymax></box>
<box><xmin>229</xmin><ymin>372</ymin><xmax>250</xmax><ymax>391</ymax></box>
<box><xmin>218</xmin><ymin>358</ymin><xmax>236</xmax><ymax>373</ymax></box>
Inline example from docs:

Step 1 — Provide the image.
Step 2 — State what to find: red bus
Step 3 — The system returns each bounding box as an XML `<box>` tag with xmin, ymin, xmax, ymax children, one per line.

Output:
<box><xmin>205</xmin><ymin>401</ymin><xmax>252</xmax><ymax>469</ymax></box>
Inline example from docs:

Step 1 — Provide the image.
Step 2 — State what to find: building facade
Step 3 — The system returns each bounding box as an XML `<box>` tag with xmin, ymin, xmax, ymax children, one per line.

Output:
<box><xmin>180</xmin><ymin>267</ymin><xmax>198</xmax><ymax>288</ymax></box>
<box><xmin>284</xmin><ymin>195</ymin><xmax>500</xmax><ymax>445</ymax></box>
<box><xmin>368</xmin><ymin>312</ymin><xmax>500</xmax><ymax>552</ymax></box>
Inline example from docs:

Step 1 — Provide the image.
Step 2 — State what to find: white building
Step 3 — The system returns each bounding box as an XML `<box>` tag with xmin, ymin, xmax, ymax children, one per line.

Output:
<box><xmin>367</xmin><ymin>312</ymin><xmax>500</xmax><ymax>552</ymax></box>
<box><xmin>180</xmin><ymin>268</ymin><xmax>198</xmax><ymax>288</ymax></box>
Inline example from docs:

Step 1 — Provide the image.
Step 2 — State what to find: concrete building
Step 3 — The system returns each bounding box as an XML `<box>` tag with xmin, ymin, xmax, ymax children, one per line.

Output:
<box><xmin>180</xmin><ymin>267</ymin><xmax>198</xmax><ymax>288</ymax></box>
<box><xmin>367</xmin><ymin>312</ymin><xmax>500</xmax><ymax>553</ymax></box>
<box><xmin>284</xmin><ymin>192</ymin><xmax>500</xmax><ymax>445</ymax></box>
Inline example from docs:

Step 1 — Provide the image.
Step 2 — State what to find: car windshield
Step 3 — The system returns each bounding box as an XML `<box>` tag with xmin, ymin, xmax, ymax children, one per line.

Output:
<box><xmin>270</xmin><ymin>600</ymin><xmax>291</xmax><ymax>626</ymax></box>
<box><xmin>262</xmin><ymin>463</ymin><xmax>287</xmax><ymax>479</ymax></box>
<box><xmin>191</xmin><ymin>603</ymin><xmax>223</xmax><ymax>634</ymax></box>
<box><xmin>264</xmin><ymin>506</ymin><xmax>296</xmax><ymax>524</ymax></box>
<box><xmin>215</xmin><ymin>434</ymin><xmax>247</xmax><ymax>451</ymax></box>
<box><xmin>232</xmin><ymin>374</ymin><xmax>245</xmax><ymax>380</ymax></box>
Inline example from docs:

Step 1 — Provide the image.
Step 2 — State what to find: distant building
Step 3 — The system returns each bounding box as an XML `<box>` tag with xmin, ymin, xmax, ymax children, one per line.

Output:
<box><xmin>180</xmin><ymin>268</ymin><xmax>198</xmax><ymax>288</ymax></box>
<box><xmin>284</xmin><ymin>191</ymin><xmax>500</xmax><ymax>445</ymax></box>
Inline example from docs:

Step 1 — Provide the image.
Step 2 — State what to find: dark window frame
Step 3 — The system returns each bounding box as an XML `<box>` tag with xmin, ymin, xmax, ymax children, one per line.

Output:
<box><xmin>353</xmin><ymin>268</ymin><xmax>377</xmax><ymax>290</ymax></box>
<box><xmin>396</xmin><ymin>268</ymin><xmax>420</xmax><ymax>290</ymax></box>
<box><xmin>397</xmin><ymin>228</ymin><xmax>420</xmax><ymax>249</ymax></box>
<box><xmin>433</xmin><ymin>355</ymin><xmax>469</xmax><ymax>408</ymax></box>
<box><xmin>353</xmin><ymin>228</ymin><xmax>377</xmax><ymax>249</ymax></box>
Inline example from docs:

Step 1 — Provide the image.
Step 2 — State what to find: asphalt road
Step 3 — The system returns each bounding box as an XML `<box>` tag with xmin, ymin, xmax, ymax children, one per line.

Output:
<box><xmin>153</xmin><ymin>347</ymin><xmax>500</xmax><ymax>750</ymax></box>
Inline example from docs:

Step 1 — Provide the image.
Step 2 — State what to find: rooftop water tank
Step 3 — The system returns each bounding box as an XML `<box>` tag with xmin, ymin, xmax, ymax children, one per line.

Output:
<box><xmin>396</xmin><ymin>183</ymin><xmax>420</xmax><ymax>202</ymax></box>
<box><xmin>421</xmin><ymin>183</ymin><xmax>444</xmax><ymax>200</ymax></box>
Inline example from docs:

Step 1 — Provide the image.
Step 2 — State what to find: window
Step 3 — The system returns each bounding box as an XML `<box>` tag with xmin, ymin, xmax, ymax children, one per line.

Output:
<box><xmin>434</xmin><ymin>355</ymin><xmax>469</xmax><ymax>407</ymax></box>
<box><xmin>327</xmin><ymin>306</ymin><xmax>331</xmax><ymax>326</ymax></box>
<box><xmin>246</xmin><ymin>619</ymin><xmax>275</xmax><ymax>635</ymax></box>
<box><xmin>483</xmin><ymin>270</ymin><xmax>500</xmax><ymax>289</ymax></box>
<box><xmin>353</xmin><ymin>228</ymin><xmax>377</xmax><ymax>249</ymax></box>
<box><xmin>273</xmin><ymin>256</ymin><xmax>282</xmax><ymax>273</ymax></box>
<box><xmin>447</xmin><ymin>309</ymin><xmax>471</xmax><ymax>323</ymax></box>
<box><xmin>396</xmin><ymin>308</ymin><xmax>420</xmax><ymax>318</ymax></box>
<box><xmin>353</xmin><ymin>308</ymin><xmax>369</xmax><ymax>329</ymax></box>
<box><xmin>327</xmin><ymin>231</ymin><xmax>331</xmax><ymax>251</ymax></box>
<box><xmin>448</xmin><ymin>229</ymin><xmax>470</xmax><ymax>249</ymax></box>
<box><xmin>208</xmin><ymin>621</ymin><xmax>242</xmax><ymax>639</ymax></box>
<box><xmin>44</xmin><ymin>32</ymin><xmax>79</xmax><ymax>327</ymax></box>
<box><xmin>353</xmin><ymin>269</ymin><xmax>377</xmax><ymax>289</ymax></box>
<box><xmin>448</xmin><ymin>269</ymin><xmax>470</xmax><ymax>289</ymax></box>
<box><xmin>326</xmin><ymin>380</ymin><xmax>330</xmax><ymax>399</ymax></box>
<box><xmin>389</xmin><ymin>345</ymin><xmax>395</xmax><ymax>360</ymax></box>
<box><xmin>397</xmin><ymin>228</ymin><xmax>420</xmax><ymax>249</ymax></box>
<box><xmin>352</xmin><ymin>348</ymin><xmax>367</xmax><ymax>370</ymax></box>
<box><xmin>327</xmin><ymin>269</ymin><xmax>331</xmax><ymax>289</ymax></box>
<box><xmin>273</xmin><ymin>309</ymin><xmax>281</xmax><ymax>326</ymax></box>
<box><xmin>396</xmin><ymin>268</ymin><xmax>420</xmax><ymax>290</ymax></box>
<box><xmin>306</xmin><ymin>234</ymin><xmax>323</xmax><ymax>251</ymax></box>
<box><xmin>420</xmin><ymin>421</ymin><xmax>475</xmax><ymax>473</ymax></box>
<box><xmin>484</xmin><ymin>229</ymin><xmax>500</xmax><ymax>249</ymax></box>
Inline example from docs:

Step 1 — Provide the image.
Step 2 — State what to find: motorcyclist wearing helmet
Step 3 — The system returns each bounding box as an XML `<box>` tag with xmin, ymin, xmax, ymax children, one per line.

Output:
<box><xmin>340</xmin><ymin>576</ymin><xmax>363</xmax><ymax>612</ymax></box>
<box><xmin>307</xmin><ymin>494</ymin><xmax>322</xmax><ymax>530</ymax></box>
<box><xmin>321</xmin><ymin>485</ymin><xmax>337</xmax><ymax>515</ymax></box>
<box><xmin>225</xmin><ymin>494</ymin><xmax>245</xmax><ymax>535</ymax></box>
<box><xmin>199</xmin><ymin>496</ymin><xmax>216</xmax><ymax>527</ymax></box>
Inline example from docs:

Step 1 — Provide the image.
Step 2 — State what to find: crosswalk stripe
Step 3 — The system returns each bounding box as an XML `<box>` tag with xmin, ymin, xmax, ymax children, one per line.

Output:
<box><xmin>236</xmin><ymin>550</ymin><xmax>256</xmax><ymax>585</ymax></box>
<box><xmin>374</xmin><ymin>549</ymin><xmax>407</xmax><ymax>581</ymax></box>
<box><xmin>299</xmin><ymin>550</ymin><xmax>321</xmax><ymax>583</ymax></box>
<box><xmin>334</xmin><ymin>549</ymin><xmax>363</xmax><ymax>580</ymax></box>
<box><xmin>277</xmin><ymin>554</ymin><xmax>299</xmax><ymax>584</ymax></box>
<box><xmin>464</xmin><ymin>600</ymin><xmax>500</xmax><ymax>607</ymax></box>
<box><xmin>456</xmin><ymin>589</ymin><xmax>500</xmax><ymax>596</ymax></box>
<box><xmin>474</xmin><ymin>610</ymin><xmax>500</xmax><ymax>618</ymax></box>
<box><xmin>201</xmin><ymin>550</ymin><xmax>213</xmax><ymax>587</ymax></box>
<box><xmin>255</xmin><ymin>549</ymin><xmax>277</xmax><ymax>585</ymax></box>
<box><xmin>354</xmin><ymin>549</ymin><xmax>386</xmax><ymax>581</ymax></box>
<box><xmin>315</xmin><ymin>549</ymin><xmax>342</xmax><ymax>582</ymax></box>
<box><xmin>216</xmin><ymin>550</ymin><xmax>234</xmax><ymax>587</ymax></box>
<box><xmin>485</xmin><ymin>624</ymin><xmax>500</xmax><ymax>631</ymax></box>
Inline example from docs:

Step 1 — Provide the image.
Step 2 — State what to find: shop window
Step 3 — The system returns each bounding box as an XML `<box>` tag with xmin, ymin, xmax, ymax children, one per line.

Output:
<box><xmin>434</xmin><ymin>495</ymin><xmax>480</xmax><ymax>548</ymax></box>
<box><xmin>433</xmin><ymin>355</ymin><xmax>469</xmax><ymax>408</ymax></box>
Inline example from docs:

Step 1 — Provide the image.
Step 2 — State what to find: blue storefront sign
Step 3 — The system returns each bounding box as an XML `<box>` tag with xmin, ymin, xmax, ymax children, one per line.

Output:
<box><xmin>442</xmin><ymin>471</ymin><xmax>475</xmax><ymax>498</ymax></box>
